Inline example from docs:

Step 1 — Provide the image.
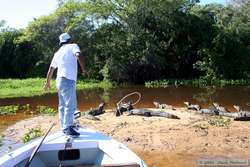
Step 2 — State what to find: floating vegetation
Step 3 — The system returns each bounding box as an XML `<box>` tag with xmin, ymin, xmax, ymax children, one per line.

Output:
<box><xmin>0</xmin><ymin>105</ymin><xmax>19</xmax><ymax>115</ymax></box>
<box><xmin>22</xmin><ymin>127</ymin><xmax>44</xmax><ymax>143</ymax></box>
<box><xmin>145</xmin><ymin>79</ymin><xmax>250</xmax><ymax>87</ymax></box>
<box><xmin>36</xmin><ymin>105</ymin><xmax>56</xmax><ymax>116</ymax></box>
<box><xmin>208</xmin><ymin>116</ymin><xmax>231</xmax><ymax>127</ymax></box>
<box><xmin>0</xmin><ymin>104</ymin><xmax>56</xmax><ymax>115</ymax></box>
<box><xmin>20</xmin><ymin>104</ymin><xmax>30</xmax><ymax>111</ymax></box>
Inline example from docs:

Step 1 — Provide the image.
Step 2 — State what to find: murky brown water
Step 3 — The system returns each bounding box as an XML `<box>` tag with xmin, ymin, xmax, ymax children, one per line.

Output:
<box><xmin>1</xmin><ymin>85</ymin><xmax>250</xmax><ymax>166</ymax></box>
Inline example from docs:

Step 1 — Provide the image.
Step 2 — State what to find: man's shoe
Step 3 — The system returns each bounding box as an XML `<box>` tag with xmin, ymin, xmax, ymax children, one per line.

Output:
<box><xmin>63</xmin><ymin>126</ymin><xmax>80</xmax><ymax>136</ymax></box>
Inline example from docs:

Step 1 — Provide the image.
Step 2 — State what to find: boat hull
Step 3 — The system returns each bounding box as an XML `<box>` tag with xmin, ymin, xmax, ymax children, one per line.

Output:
<box><xmin>0</xmin><ymin>127</ymin><xmax>147</xmax><ymax>167</ymax></box>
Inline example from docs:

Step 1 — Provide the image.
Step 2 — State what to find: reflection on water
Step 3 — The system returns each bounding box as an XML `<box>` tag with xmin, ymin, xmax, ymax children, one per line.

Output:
<box><xmin>1</xmin><ymin>85</ymin><xmax>250</xmax><ymax>131</ymax></box>
<box><xmin>193</xmin><ymin>87</ymin><xmax>217</xmax><ymax>104</ymax></box>
<box><xmin>0</xmin><ymin>113</ymin><xmax>35</xmax><ymax>132</ymax></box>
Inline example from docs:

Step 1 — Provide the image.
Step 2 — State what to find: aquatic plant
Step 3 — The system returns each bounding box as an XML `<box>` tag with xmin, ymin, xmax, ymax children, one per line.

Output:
<box><xmin>20</xmin><ymin>104</ymin><xmax>30</xmax><ymax>111</ymax></box>
<box><xmin>145</xmin><ymin>79</ymin><xmax>250</xmax><ymax>87</ymax></box>
<box><xmin>0</xmin><ymin>105</ymin><xmax>19</xmax><ymax>115</ymax></box>
<box><xmin>36</xmin><ymin>105</ymin><xmax>56</xmax><ymax>116</ymax></box>
<box><xmin>22</xmin><ymin>127</ymin><xmax>44</xmax><ymax>143</ymax></box>
<box><xmin>208</xmin><ymin>116</ymin><xmax>231</xmax><ymax>127</ymax></box>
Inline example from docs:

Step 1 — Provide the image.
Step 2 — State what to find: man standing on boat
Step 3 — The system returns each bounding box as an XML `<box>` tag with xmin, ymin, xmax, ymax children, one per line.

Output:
<box><xmin>43</xmin><ymin>32</ymin><xmax>86</xmax><ymax>136</ymax></box>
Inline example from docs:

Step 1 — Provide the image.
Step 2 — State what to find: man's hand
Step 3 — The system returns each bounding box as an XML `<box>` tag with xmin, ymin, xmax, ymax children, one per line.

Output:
<box><xmin>76</xmin><ymin>52</ymin><xmax>87</xmax><ymax>77</ymax></box>
<box><xmin>43</xmin><ymin>81</ymin><xmax>51</xmax><ymax>91</ymax></box>
<box><xmin>82</xmin><ymin>69</ymin><xmax>90</xmax><ymax>78</ymax></box>
<box><xmin>81</xmin><ymin>69</ymin><xmax>87</xmax><ymax>76</ymax></box>
<box><xmin>44</xmin><ymin>67</ymin><xmax>55</xmax><ymax>91</ymax></box>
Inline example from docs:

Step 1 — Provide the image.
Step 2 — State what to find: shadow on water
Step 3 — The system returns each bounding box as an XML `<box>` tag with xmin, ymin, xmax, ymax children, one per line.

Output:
<box><xmin>1</xmin><ymin>85</ymin><xmax>250</xmax><ymax>131</ymax></box>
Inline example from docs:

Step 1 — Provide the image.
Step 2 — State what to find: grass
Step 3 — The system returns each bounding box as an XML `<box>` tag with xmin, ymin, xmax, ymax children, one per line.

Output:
<box><xmin>22</xmin><ymin>127</ymin><xmax>44</xmax><ymax>143</ymax></box>
<box><xmin>0</xmin><ymin>78</ymin><xmax>114</xmax><ymax>99</ymax></box>
<box><xmin>145</xmin><ymin>79</ymin><xmax>250</xmax><ymax>87</ymax></box>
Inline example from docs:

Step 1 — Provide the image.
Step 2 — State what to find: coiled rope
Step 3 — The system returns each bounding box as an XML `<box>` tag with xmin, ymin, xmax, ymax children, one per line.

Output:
<box><xmin>116</xmin><ymin>91</ymin><xmax>142</xmax><ymax>107</ymax></box>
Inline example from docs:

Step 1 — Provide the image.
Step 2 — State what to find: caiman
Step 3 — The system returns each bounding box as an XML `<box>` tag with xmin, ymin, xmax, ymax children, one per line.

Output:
<box><xmin>116</xmin><ymin>101</ymin><xmax>133</xmax><ymax>116</ymax></box>
<box><xmin>213</xmin><ymin>102</ymin><xmax>229</xmax><ymax>112</ymax></box>
<box><xmin>82</xmin><ymin>102</ymin><xmax>106</xmax><ymax>121</ymax></box>
<box><xmin>233</xmin><ymin>105</ymin><xmax>250</xmax><ymax>121</ymax></box>
<box><xmin>153</xmin><ymin>101</ymin><xmax>175</xmax><ymax>110</ymax></box>
<box><xmin>184</xmin><ymin>102</ymin><xmax>200</xmax><ymax>111</ymax></box>
<box><xmin>128</xmin><ymin>108</ymin><xmax>180</xmax><ymax>119</ymax></box>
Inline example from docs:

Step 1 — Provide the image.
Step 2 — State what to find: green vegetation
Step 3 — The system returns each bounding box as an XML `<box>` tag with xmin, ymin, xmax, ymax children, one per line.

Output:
<box><xmin>0</xmin><ymin>0</ymin><xmax>250</xmax><ymax>83</ymax></box>
<box><xmin>36</xmin><ymin>105</ymin><xmax>56</xmax><ymax>116</ymax></box>
<box><xmin>208</xmin><ymin>116</ymin><xmax>231</xmax><ymax>127</ymax></box>
<box><xmin>20</xmin><ymin>104</ymin><xmax>31</xmax><ymax>111</ymax></box>
<box><xmin>0</xmin><ymin>78</ymin><xmax>113</xmax><ymax>98</ymax></box>
<box><xmin>0</xmin><ymin>103</ymin><xmax>57</xmax><ymax>116</ymax></box>
<box><xmin>0</xmin><ymin>105</ymin><xmax>19</xmax><ymax>115</ymax></box>
<box><xmin>22</xmin><ymin>127</ymin><xmax>44</xmax><ymax>143</ymax></box>
<box><xmin>145</xmin><ymin>79</ymin><xmax>250</xmax><ymax>87</ymax></box>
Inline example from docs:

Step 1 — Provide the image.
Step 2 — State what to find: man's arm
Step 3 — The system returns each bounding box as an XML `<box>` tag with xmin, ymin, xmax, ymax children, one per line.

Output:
<box><xmin>75</xmin><ymin>52</ymin><xmax>86</xmax><ymax>74</ymax></box>
<box><xmin>43</xmin><ymin>67</ymin><xmax>55</xmax><ymax>91</ymax></box>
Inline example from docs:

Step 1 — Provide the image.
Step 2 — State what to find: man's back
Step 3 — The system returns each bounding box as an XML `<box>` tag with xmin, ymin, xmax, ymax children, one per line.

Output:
<box><xmin>51</xmin><ymin>43</ymin><xmax>80</xmax><ymax>81</ymax></box>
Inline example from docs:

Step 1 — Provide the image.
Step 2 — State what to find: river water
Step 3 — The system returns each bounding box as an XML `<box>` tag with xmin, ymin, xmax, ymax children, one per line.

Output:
<box><xmin>1</xmin><ymin>85</ymin><xmax>250</xmax><ymax>131</ymax></box>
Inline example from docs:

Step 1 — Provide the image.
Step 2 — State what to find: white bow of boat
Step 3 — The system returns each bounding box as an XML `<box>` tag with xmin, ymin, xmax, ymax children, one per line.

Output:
<box><xmin>0</xmin><ymin>127</ymin><xmax>147</xmax><ymax>167</ymax></box>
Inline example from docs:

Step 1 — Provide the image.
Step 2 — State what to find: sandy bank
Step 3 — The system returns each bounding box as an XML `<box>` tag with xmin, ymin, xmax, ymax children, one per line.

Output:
<box><xmin>2</xmin><ymin>108</ymin><xmax>250</xmax><ymax>167</ymax></box>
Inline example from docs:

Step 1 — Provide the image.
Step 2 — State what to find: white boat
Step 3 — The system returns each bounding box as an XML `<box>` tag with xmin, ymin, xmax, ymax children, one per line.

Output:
<box><xmin>0</xmin><ymin>127</ymin><xmax>147</xmax><ymax>167</ymax></box>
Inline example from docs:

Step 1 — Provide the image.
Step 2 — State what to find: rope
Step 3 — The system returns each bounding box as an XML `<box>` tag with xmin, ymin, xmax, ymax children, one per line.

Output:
<box><xmin>116</xmin><ymin>91</ymin><xmax>142</xmax><ymax>107</ymax></box>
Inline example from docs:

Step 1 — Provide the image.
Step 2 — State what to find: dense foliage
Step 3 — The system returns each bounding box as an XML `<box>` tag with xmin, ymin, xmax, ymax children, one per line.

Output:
<box><xmin>0</xmin><ymin>0</ymin><xmax>249</xmax><ymax>83</ymax></box>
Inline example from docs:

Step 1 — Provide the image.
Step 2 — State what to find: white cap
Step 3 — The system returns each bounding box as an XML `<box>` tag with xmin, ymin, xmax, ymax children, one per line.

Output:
<box><xmin>59</xmin><ymin>33</ymin><xmax>71</xmax><ymax>44</ymax></box>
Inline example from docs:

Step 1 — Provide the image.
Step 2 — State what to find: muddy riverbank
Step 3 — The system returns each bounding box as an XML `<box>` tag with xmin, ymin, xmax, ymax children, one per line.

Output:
<box><xmin>1</xmin><ymin>108</ymin><xmax>250</xmax><ymax>167</ymax></box>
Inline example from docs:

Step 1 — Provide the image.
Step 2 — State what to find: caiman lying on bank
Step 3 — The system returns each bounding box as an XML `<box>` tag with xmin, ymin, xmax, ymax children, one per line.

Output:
<box><xmin>233</xmin><ymin>105</ymin><xmax>250</xmax><ymax>121</ymax></box>
<box><xmin>184</xmin><ymin>102</ymin><xmax>200</xmax><ymax>111</ymax></box>
<box><xmin>213</xmin><ymin>102</ymin><xmax>228</xmax><ymax>112</ymax></box>
<box><xmin>116</xmin><ymin>101</ymin><xmax>134</xmax><ymax>116</ymax></box>
<box><xmin>153</xmin><ymin>101</ymin><xmax>176</xmax><ymax>110</ymax></box>
<box><xmin>128</xmin><ymin>108</ymin><xmax>180</xmax><ymax>119</ymax></box>
<box><xmin>80</xmin><ymin>102</ymin><xmax>106</xmax><ymax>121</ymax></box>
<box><xmin>184</xmin><ymin>102</ymin><xmax>250</xmax><ymax>121</ymax></box>
<box><xmin>116</xmin><ymin>101</ymin><xmax>180</xmax><ymax>119</ymax></box>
